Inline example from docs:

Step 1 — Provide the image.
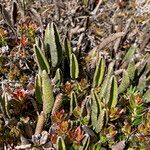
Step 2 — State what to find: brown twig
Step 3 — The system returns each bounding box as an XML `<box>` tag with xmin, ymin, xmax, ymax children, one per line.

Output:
<box><xmin>114</xmin><ymin>18</ymin><xmax>132</xmax><ymax>52</ymax></box>
<box><xmin>140</xmin><ymin>35</ymin><xmax>150</xmax><ymax>51</ymax></box>
<box><xmin>91</xmin><ymin>0</ymin><xmax>103</xmax><ymax>15</ymax></box>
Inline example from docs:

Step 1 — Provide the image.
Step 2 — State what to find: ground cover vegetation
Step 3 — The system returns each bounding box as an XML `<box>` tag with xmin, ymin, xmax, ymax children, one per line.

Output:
<box><xmin>0</xmin><ymin>0</ymin><xmax>149</xmax><ymax>149</ymax></box>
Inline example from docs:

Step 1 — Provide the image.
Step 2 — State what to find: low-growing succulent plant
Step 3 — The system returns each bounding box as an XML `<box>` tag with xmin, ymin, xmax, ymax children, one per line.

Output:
<box><xmin>31</xmin><ymin>22</ymin><xmax>149</xmax><ymax>149</ymax></box>
<box><xmin>0</xmin><ymin>4</ymin><xmax>149</xmax><ymax>149</ymax></box>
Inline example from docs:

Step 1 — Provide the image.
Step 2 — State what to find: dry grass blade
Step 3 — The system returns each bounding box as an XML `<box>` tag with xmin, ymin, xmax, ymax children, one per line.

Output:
<box><xmin>140</xmin><ymin>35</ymin><xmax>150</xmax><ymax>51</ymax></box>
<box><xmin>97</xmin><ymin>32</ymin><xmax>125</xmax><ymax>50</ymax></box>
<box><xmin>111</xmin><ymin>140</ymin><xmax>126</xmax><ymax>150</ymax></box>
<box><xmin>54</xmin><ymin>0</ymin><xmax>60</xmax><ymax>20</ymax></box>
<box><xmin>15</xmin><ymin>144</ymin><xmax>31</xmax><ymax>149</ymax></box>
<box><xmin>0</xmin><ymin>3</ymin><xmax>16</xmax><ymax>35</ymax></box>
<box><xmin>91</xmin><ymin>0</ymin><xmax>103</xmax><ymax>15</ymax></box>
<box><xmin>29</xmin><ymin>7</ymin><xmax>43</xmax><ymax>34</ymax></box>
<box><xmin>114</xmin><ymin>18</ymin><xmax>132</xmax><ymax>52</ymax></box>
<box><xmin>0</xmin><ymin>4</ymin><xmax>12</xmax><ymax>26</ymax></box>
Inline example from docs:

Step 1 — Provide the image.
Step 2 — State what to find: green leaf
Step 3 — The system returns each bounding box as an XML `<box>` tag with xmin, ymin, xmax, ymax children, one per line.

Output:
<box><xmin>44</xmin><ymin>23</ymin><xmax>51</xmax><ymax>54</ymax></box>
<box><xmin>95</xmin><ymin>109</ymin><xmax>105</xmax><ymax>133</ymax></box>
<box><xmin>70</xmin><ymin>91</ymin><xmax>77</xmax><ymax>116</ymax></box>
<box><xmin>80</xmin><ymin>116</ymin><xmax>89</xmax><ymax>125</ymax></box>
<box><xmin>42</xmin><ymin>70</ymin><xmax>54</xmax><ymax>119</ymax></box>
<box><xmin>80</xmin><ymin>98</ymin><xmax>86</xmax><ymax>118</ymax></box>
<box><xmin>35</xmin><ymin>37</ymin><xmax>44</xmax><ymax>54</ymax></box>
<box><xmin>137</xmin><ymin>75</ymin><xmax>147</xmax><ymax>94</ymax></box>
<box><xmin>123</xmin><ymin>43</ymin><xmax>137</xmax><ymax>63</ymax></box>
<box><xmin>127</xmin><ymin>60</ymin><xmax>135</xmax><ymax>81</ymax></box>
<box><xmin>108</xmin><ymin>75</ymin><xmax>118</xmax><ymax>108</ymax></box>
<box><xmin>56</xmin><ymin>136</ymin><xmax>66</xmax><ymax>150</ymax></box>
<box><xmin>54</xmin><ymin>68</ymin><xmax>62</xmax><ymax>87</ymax></box>
<box><xmin>92</xmin><ymin>57</ymin><xmax>105</xmax><ymax>87</ymax></box>
<box><xmin>64</xmin><ymin>37</ymin><xmax>72</xmax><ymax>62</ymax></box>
<box><xmin>129</xmin><ymin>98</ymin><xmax>135</xmax><ymax>109</ymax></box>
<box><xmin>82</xmin><ymin>0</ymin><xmax>89</xmax><ymax>6</ymax></box>
<box><xmin>136</xmin><ymin>105</ymin><xmax>144</xmax><ymax>116</ymax></box>
<box><xmin>143</xmin><ymin>89</ymin><xmax>150</xmax><ymax>103</ymax></box>
<box><xmin>33</xmin><ymin>44</ymin><xmax>50</xmax><ymax>74</ymax></box>
<box><xmin>80</xmin><ymin>96</ymin><xmax>92</xmax><ymax>125</ymax></box>
<box><xmin>44</xmin><ymin>22</ymin><xmax>63</xmax><ymax>68</ymax></box>
<box><xmin>137</xmin><ymin>63</ymin><xmax>147</xmax><ymax>78</ymax></box>
<box><xmin>93</xmin><ymin>143</ymin><xmax>102</xmax><ymax>150</ymax></box>
<box><xmin>118</xmin><ymin>70</ymin><xmax>130</xmax><ymax>94</ymax></box>
<box><xmin>132</xmin><ymin>117</ymin><xmax>142</xmax><ymax>126</ymax></box>
<box><xmin>80</xmin><ymin>96</ymin><xmax>91</xmax><ymax>119</ymax></box>
<box><xmin>35</xmin><ymin>74</ymin><xmax>42</xmax><ymax>105</ymax></box>
<box><xmin>100</xmin><ymin>61</ymin><xmax>114</xmax><ymax>99</ymax></box>
<box><xmin>70</xmin><ymin>53</ymin><xmax>79</xmax><ymax>79</ymax></box>
<box><xmin>91</xmin><ymin>89</ymin><xmax>101</xmax><ymax>129</ymax></box>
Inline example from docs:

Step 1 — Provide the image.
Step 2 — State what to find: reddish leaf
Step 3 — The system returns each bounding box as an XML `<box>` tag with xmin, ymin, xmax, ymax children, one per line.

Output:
<box><xmin>74</xmin><ymin>126</ymin><xmax>84</xmax><ymax>143</ymax></box>
<box><xmin>20</xmin><ymin>35</ymin><xmax>28</xmax><ymax>47</ymax></box>
<box><xmin>51</xmin><ymin>109</ymin><xmax>67</xmax><ymax>123</ymax></box>
<box><xmin>13</xmin><ymin>89</ymin><xmax>28</xmax><ymax>101</ymax></box>
<box><xmin>57</xmin><ymin>121</ymin><xmax>69</xmax><ymax>134</ymax></box>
